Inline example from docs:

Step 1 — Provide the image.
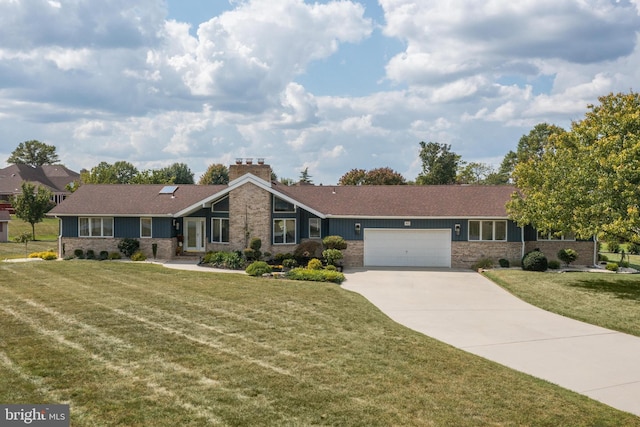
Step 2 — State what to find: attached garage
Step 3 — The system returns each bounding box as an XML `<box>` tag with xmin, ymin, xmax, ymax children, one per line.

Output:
<box><xmin>364</xmin><ymin>229</ymin><xmax>452</xmax><ymax>267</ymax></box>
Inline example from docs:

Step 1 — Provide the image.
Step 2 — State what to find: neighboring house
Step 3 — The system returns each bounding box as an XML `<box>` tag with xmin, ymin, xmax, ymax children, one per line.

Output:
<box><xmin>47</xmin><ymin>161</ymin><xmax>596</xmax><ymax>267</ymax></box>
<box><xmin>0</xmin><ymin>210</ymin><xmax>9</xmax><ymax>242</ymax></box>
<box><xmin>0</xmin><ymin>164</ymin><xmax>80</xmax><ymax>208</ymax></box>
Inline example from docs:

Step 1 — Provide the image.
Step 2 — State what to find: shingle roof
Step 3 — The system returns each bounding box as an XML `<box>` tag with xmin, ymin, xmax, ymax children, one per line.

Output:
<box><xmin>48</xmin><ymin>179</ymin><xmax>517</xmax><ymax>218</ymax></box>
<box><xmin>48</xmin><ymin>184</ymin><xmax>227</xmax><ymax>216</ymax></box>
<box><xmin>275</xmin><ymin>184</ymin><xmax>516</xmax><ymax>217</ymax></box>
<box><xmin>0</xmin><ymin>164</ymin><xmax>79</xmax><ymax>195</ymax></box>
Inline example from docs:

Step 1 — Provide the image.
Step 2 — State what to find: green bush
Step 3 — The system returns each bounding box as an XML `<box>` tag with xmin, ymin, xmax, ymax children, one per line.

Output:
<box><xmin>606</xmin><ymin>262</ymin><xmax>619</xmax><ymax>272</ymax></box>
<box><xmin>99</xmin><ymin>251</ymin><xmax>109</xmax><ymax>261</ymax></box>
<box><xmin>245</xmin><ymin>261</ymin><xmax>272</xmax><ymax>276</ymax></box>
<box><xmin>131</xmin><ymin>251</ymin><xmax>147</xmax><ymax>261</ymax></box>
<box><xmin>322</xmin><ymin>248</ymin><xmax>343</xmax><ymax>266</ymax></box>
<box><xmin>307</xmin><ymin>258</ymin><xmax>323</xmax><ymax>270</ymax></box>
<box><xmin>86</xmin><ymin>249</ymin><xmax>95</xmax><ymax>260</ymax></box>
<box><xmin>620</xmin><ymin>261</ymin><xmax>630</xmax><ymax>268</ymax></box>
<box><xmin>74</xmin><ymin>248</ymin><xmax>84</xmax><ymax>259</ymax></box>
<box><xmin>548</xmin><ymin>260</ymin><xmax>561</xmax><ymax>269</ymax></box>
<box><xmin>557</xmin><ymin>248</ymin><xmax>578</xmax><ymax>266</ymax></box>
<box><xmin>322</xmin><ymin>235</ymin><xmax>347</xmax><ymax>250</ymax></box>
<box><xmin>471</xmin><ymin>258</ymin><xmax>494</xmax><ymax>270</ymax></box>
<box><xmin>325</xmin><ymin>264</ymin><xmax>337</xmax><ymax>271</ymax></box>
<box><xmin>249</xmin><ymin>238</ymin><xmax>262</xmax><ymax>252</ymax></box>
<box><xmin>522</xmin><ymin>250</ymin><xmax>548</xmax><ymax>272</ymax></box>
<box><xmin>286</xmin><ymin>267</ymin><xmax>345</xmax><ymax>284</ymax></box>
<box><xmin>282</xmin><ymin>258</ymin><xmax>298</xmax><ymax>269</ymax></box>
<box><xmin>628</xmin><ymin>242</ymin><xmax>640</xmax><ymax>255</ymax></box>
<box><xmin>204</xmin><ymin>251</ymin><xmax>244</xmax><ymax>270</ymax></box>
<box><xmin>499</xmin><ymin>258</ymin><xmax>510</xmax><ymax>268</ymax></box>
<box><xmin>243</xmin><ymin>247</ymin><xmax>261</xmax><ymax>262</ymax></box>
<box><xmin>118</xmin><ymin>238</ymin><xmax>140</xmax><ymax>257</ymax></box>
<box><xmin>29</xmin><ymin>251</ymin><xmax>57</xmax><ymax>260</ymax></box>
<box><xmin>606</xmin><ymin>240</ymin><xmax>620</xmax><ymax>253</ymax></box>
<box><xmin>598</xmin><ymin>254</ymin><xmax>609</xmax><ymax>262</ymax></box>
<box><xmin>108</xmin><ymin>252</ymin><xmax>122</xmax><ymax>260</ymax></box>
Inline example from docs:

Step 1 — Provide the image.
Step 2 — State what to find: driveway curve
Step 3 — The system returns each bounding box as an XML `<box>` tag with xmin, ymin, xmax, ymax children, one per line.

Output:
<box><xmin>342</xmin><ymin>268</ymin><xmax>640</xmax><ymax>417</ymax></box>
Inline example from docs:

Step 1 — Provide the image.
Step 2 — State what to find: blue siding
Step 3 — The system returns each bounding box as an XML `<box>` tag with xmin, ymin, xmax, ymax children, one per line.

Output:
<box><xmin>61</xmin><ymin>217</ymin><xmax>78</xmax><ymax>238</ymax></box>
<box><xmin>59</xmin><ymin>216</ymin><xmax>175</xmax><ymax>239</ymax></box>
<box><xmin>328</xmin><ymin>218</ymin><xmax>524</xmax><ymax>242</ymax></box>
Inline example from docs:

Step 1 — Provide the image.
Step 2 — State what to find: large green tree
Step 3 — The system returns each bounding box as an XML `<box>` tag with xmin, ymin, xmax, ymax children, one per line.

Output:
<box><xmin>508</xmin><ymin>92</ymin><xmax>640</xmax><ymax>241</ymax></box>
<box><xmin>81</xmin><ymin>161</ymin><xmax>139</xmax><ymax>184</ymax></box>
<box><xmin>338</xmin><ymin>167</ymin><xmax>406</xmax><ymax>185</ymax></box>
<box><xmin>416</xmin><ymin>141</ymin><xmax>461</xmax><ymax>185</ymax></box>
<box><xmin>7</xmin><ymin>140</ymin><xmax>59</xmax><ymax>166</ymax></box>
<box><xmin>160</xmin><ymin>162</ymin><xmax>195</xmax><ymax>184</ymax></box>
<box><xmin>456</xmin><ymin>162</ymin><xmax>496</xmax><ymax>184</ymax></box>
<box><xmin>199</xmin><ymin>164</ymin><xmax>229</xmax><ymax>185</ymax></box>
<box><xmin>12</xmin><ymin>182</ymin><xmax>54</xmax><ymax>240</ymax></box>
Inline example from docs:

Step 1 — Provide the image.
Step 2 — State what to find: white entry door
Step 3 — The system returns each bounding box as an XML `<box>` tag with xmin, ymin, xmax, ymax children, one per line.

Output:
<box><xmin>184</xmin><ymin>218</ymin><xmax>206</xmax><ymax>252</ymax></box>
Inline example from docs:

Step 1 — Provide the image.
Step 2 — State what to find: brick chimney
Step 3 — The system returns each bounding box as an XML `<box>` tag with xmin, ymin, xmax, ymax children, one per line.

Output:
<box><xmin>229</xmin><ymin>158</ymin><xmax>272</xmax><ymax>183</ymax></box>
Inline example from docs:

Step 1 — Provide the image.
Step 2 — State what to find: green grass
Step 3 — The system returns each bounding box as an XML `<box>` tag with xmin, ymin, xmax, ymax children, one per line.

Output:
<box><xmin>7</xmin><ymin>214</ymin><xmax>59</xmax><ymax>241</ymax></box>
<box><xmin>0</xmin><ymin>262</ymin><xmax>638</xmax><ymax>426</ymax></box>
<box><xmin>484</xmin><ymin>269</ymin><xmax>640</xmax><ymax>337</ymax></box>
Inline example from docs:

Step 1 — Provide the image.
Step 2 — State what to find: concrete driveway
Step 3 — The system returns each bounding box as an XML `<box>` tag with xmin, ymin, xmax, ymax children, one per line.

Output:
<box><xmin>342</xmin><ymin>268</ymin><xmax>640</xmax><ymax>417</ymax></box>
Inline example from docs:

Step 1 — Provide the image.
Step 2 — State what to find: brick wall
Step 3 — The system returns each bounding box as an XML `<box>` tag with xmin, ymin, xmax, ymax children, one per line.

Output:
<box><xmin>59</xmin><ymin>237</ymin><xmax>176</xmax><ymax>260</ymax></box>
<box><xmin>451</xmin><ymin>241</ymin><xmax>522</xmax><ymax>268</ymax></box>
<box><xmin>229</xmin><ymin>164</ymin><xmax>272</xmax><ymax>182</ymax></box>
<box><xmin>228</xmin><ymin>182</ymin><xmax>271</xmax><ymax>252</ymax></box>
<box><xmin>525</xmin><ymin>241</ymin><xmax>596</xmax><ymax>266</ymax></box>
<box><xmin>342</xmin><ymin>241</ymin><xmax>364</xmax><ymax>267</ymax></box>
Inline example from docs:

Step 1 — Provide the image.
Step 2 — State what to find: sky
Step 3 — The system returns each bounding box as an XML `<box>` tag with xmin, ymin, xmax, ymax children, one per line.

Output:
<box><xmin>1</xmin><ymin>0</ymin><xmax>640</xmax><ymax>185</ymax></box>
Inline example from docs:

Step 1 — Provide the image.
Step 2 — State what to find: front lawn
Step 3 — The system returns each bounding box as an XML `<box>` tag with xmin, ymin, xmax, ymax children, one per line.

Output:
<box><xmin>0</xmin><ymin>262</ymin><xmax>638</xmax><ymax>426</ymax></box>
<box><xmin>484</xmin><ymin>269</ymin><xmax>640</xmax><ymax>337</ymax></box>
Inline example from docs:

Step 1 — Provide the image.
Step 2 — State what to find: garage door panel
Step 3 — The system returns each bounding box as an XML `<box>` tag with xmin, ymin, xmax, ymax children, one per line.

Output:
<box><xmin>364</xmin><ymin>229</ymin><xmax>451</xmax><ymax>267</ymax></box>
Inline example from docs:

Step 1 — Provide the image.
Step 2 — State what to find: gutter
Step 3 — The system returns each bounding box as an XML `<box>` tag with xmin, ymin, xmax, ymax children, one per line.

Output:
<box><xmin>521</xmin><ymin>226</ymin><xmax>526</xmax><ymax>260</ymax></box>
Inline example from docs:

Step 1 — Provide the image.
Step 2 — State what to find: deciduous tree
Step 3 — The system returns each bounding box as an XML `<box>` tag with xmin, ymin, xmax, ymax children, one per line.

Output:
<box><xmin>81</xmin><ymin>161</ymin><xmax>139</xmax><ymax>184</ymax></box>
<box><xmin>416</xmin><ymin>141</ymin><xmax>461</xmax><ymax>185</ymax></box>
<box><xmin>12</xmin><ymin>182</ymin><xmax>54</xmax><ymax>240</ymax></box>
<box><xmin>508</xmin><ymin>92</ymin><xmax>640</xmax><ymax>242</ymax></box>
<box><xmin>199</xmin><ymin>164</ymin><xmax>229</xmax><ymax>185</ymax></box>
<box><xmin>7</xmin><ymin>140</ymin><xmax>59</xmax><ymax>166</ymax></box>
<box><xmin>160</xmin><ymin>163</ymin><xmax>195</xmax><ymax>184</ymax></box>
<box><xmin>338</xmin><ymin>168</ymin><xmax>366</xmax><ymax>185</ymax></box>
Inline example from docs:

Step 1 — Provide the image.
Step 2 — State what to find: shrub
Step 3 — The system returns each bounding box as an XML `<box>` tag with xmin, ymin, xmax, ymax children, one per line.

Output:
<box><xmin>99</xmin><ymin>251</ymin><xmax>109</xmax><ymax>261</ymax></box>
<box><xmin>325</xmin><ymin>264</ymin><xmax>337</xmax><ymax>271</ymax></box>
<box><xmin>249</xmin><ymin>238</ymin><xmax>262</xmax><ymax>252</ymax></box>
<box><xmin>620</xmin><ymin>261</ymin><xmax>630</xmax><ymax>268</ymax></box>
<box><xmin>118</xmin><ymin>238</ymin><xmax>140</xmax><ymax>258</ymax></box>
<box><xmin>471</xmin><ymin>258</ymin><xmax>494</xmax><ymax>270</ymax></box>
<box><xmin>204</xmin><ymin>251</ymin><xmax>244</xmax><ymax>270</ymax></box>
<box><xmin>282</xmin><ymin>258</ymin><xmax>298</xmax><ymax>269</ymax></box>
<box><xmin>323</xmin><ymin>235</ymin><xmax>347</xmax><ymax>250</ymax></box>
<box><xmin>498</xmin><ymin>258</ymin><xmax>510</xmax><ymax>268</ymax></box>
<box><xmin>294</xmin><ymin>240</ymin><xmax>323</xmax><ymax>264</ymax></box>
<box><xmin>606</xmin><ymin>262</ymin><xmax>619</xmax><ymax>272</ymax></box>
<box><xmin>522</xmin><ymin>250</ymin><xmax>548</xmax><ymax>272</ymax></box>
<box><xmin>606</xmin><ymin>240</ymin><xmax>620</xmax><ymax>253</ymax></box>
<box><xmin>108</xmin><ymin>252</ymin><xmax>122</xmax><ymax>260</ymax></box>
<box><xmin>245</xmin><ymin>261</ymin><xmax>272</xmax><ymax>276</ymax></box>
<box><xmin>28</xmin><ymin>251</ymin><xmax>57</xmax><ymax>260</ymax></box>
<box><xmin>322</xmin><ymin>248</ymin><xmax>343</xmax><ymax>266</ymax></box>
<box><xmin>307</xmin><ymin>258</ymin><xmax>323</xmax><ymax>270</ymax></box>
<box><xmin>557</xmin><ymin>248</ymin><xmax>578</xmax><ymax>266</ymax></box>
<box><xmin>628</xmin><ymin>242</ymin><xmax>640</xmax><ymax>255</ymax></box>
<box><xmin>274</xmin><ymin>252</ymin><xmax>294</xmax><ymax>262</ymax></box>
<box><xmin>548</xmin><ymin>260</ymin><xmax>561</xmax><ymax>270</ymax></box>
<box><xmin>598</xmin><ymin>254</ymin><xmax>609</xmax><ymax>262</ymax></box>
<box><xmin>86</xmin><ymin>249</ymin><xmax>96</xmax><ymax>260</ymax></box>
<box><xmin>286</xmin><ymin>267</ymin><xmax>345</xmax><ymax>284</ymax></box>
<box><xmin>74</xmin><ymin>248</ymin><xmax>84</xmax><ymax>259</ymax></box>
<box><xmin>130</xmin><ymin>251</ymin><xmax>147</xmax><ymax>261</ymax></box>
<box><xmin>243</xmin><ymin>248</ymin><xmax>261</xmax><ymax>262</ymax></box>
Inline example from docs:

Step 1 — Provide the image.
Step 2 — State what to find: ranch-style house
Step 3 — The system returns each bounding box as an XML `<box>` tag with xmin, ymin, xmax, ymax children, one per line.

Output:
<box><xmin>48</xmin><ymin>160</ymin><xmax>596</xmax><ymax>268</ymax></box>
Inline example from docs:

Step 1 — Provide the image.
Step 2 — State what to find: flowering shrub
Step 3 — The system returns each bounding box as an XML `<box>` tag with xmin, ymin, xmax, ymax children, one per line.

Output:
<box><xmin>307</xmin><ymin>258</ymin><xmax>323</xmax><ymax>270</ymax></box>
<box><xmin>28</xmin><ymin>251</ymin><xmax>57</xmax><ymax>260</ymax></box>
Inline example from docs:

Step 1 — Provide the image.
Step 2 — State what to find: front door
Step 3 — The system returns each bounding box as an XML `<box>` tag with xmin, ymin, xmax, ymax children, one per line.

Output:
<box><xmin>184</xmin><ymin>218</ymin><xmax>206</xmax><ymax>252</ymax></box>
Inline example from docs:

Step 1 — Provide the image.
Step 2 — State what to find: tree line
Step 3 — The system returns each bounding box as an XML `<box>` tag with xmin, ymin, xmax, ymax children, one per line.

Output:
<box><xmin>8</xmin><ymin>91</ymin><xmax>640</xmax><ymax>244</ymax></box>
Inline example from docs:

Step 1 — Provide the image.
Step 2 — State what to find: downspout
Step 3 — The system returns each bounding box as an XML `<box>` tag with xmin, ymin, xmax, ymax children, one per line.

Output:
<box><xmin>593</xmin><ymin>235</ymin><xmax>598</xmax><ymax>267</ymax></box>
<box><xmin>521</xmin><ymin>226</ymin><xmax>525</xmax><ymax>260</ymax></box>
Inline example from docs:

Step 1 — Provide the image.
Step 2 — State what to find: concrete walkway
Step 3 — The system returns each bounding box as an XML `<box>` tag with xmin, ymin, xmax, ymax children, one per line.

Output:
<box><xmin>341</xmin><ymin>268</ymin><xmax>640</xmax><ymax>417</ymax></box>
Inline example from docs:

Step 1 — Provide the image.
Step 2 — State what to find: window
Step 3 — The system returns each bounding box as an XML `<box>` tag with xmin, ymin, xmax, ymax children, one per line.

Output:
<box><xmin>273</xmin><ymin>196</ymin><xmax>295</xmax><ymax>213</ymax></box>
<box><xmin>274</xmin><ymin>219</ymin><xmax>296</xmax><ymax>244</ymax></box>
<box><xmin>309</xmin><ymin>218</ymin><xmax>321</xmax><ymax>239</ymax></box>
<box><xmin>212</xmin><ymin>218</ymin><xmax>229</xmax><ymax>243</ymax></box>
<box><xmin>212</xmin><ymin>196</ymin><xmax>229</xmax><ymax>213</ymax></box>
<box><xmin>140</xmin><ymin>218</ymin><xmax>152</xmax><ymax>238</ymax></box>
<box><xmin>537</xmin><ymin>231</ymin><xmax>576</xmax><ymax>241</ymax></box>
<box><xmin>468</xmin><ymin>220</ymin><xmax>507</xmax><ymax>241</ymax></box>
<box><xmin>79</xmin><ymin>217</ymin><xmax>113</xmax><ymax>237</ymax></box>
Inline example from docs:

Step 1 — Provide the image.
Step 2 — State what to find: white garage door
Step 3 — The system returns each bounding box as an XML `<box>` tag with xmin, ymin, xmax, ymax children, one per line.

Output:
<box><xmin>364</xmin><ymin>229</ymin><xmax>451</xmax><ymax>267</ymax></box>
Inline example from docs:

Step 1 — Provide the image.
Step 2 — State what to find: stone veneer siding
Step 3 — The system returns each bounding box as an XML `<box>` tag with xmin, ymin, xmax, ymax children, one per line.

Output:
<box><xmin>452</xmin><ymin>241</ymin><xmax>522</xmax><ymax>268</ymax></box>
<box><xmin>58</xmin><ymin>237</ymin><xmax>176</xmax><ymax>260</ymax></box>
